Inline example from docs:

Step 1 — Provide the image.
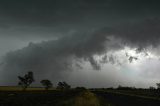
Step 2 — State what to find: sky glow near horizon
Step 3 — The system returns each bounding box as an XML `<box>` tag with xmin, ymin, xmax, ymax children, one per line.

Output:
<box><xmin>86</xmin><ymin>46</ymin><xmax>160</xmax><ymax>88</ymax></box>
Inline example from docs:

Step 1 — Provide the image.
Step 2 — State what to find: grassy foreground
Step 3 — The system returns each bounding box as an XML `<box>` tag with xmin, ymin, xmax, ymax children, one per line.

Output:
<box><xmin>0</xmin><ymin>87</ymin><xmax>113</xmax><ymax>106</ymax></box>
<box><xmin>55</xmin><ymin>90</ymin><xmax>113</xmax><ymax>106</ymax></box>
<box><xmin>74</xmin><ymin>91</ymin><xmax>100</xmax><ymax>106</ymax></box>
<box><xmin>2</xmin><ymin>87</ymin><xmax>160</xmax><ymax>106</ymax></box>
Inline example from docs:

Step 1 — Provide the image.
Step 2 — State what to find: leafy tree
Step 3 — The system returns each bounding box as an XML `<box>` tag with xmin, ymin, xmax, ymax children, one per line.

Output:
<box><xmin>18</xmin><ymin>71</ymin><xmax>34</xmax><ymax>90</ymax></box>
<box><xmin>40</xmin><ymin>79</ymin><xmax>53</xmax><ymax>90</ymax></box>
<box><xmin>57</xmin><ymin>81</ymin><xmax>71</xmax><ymax>90</ymax></box>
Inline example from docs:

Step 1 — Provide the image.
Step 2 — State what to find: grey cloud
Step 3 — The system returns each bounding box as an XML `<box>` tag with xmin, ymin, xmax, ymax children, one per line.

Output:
<box><xmin>0</xmin><ymin>0</ymin><xmax>160</xmax><ymax>39</ymax></box>
<box><xmin>2</xmin><ymin>17</ymin><xmax>160</xmax><ymax>85</ymax></box>
<box><xmin>1</xmin><ymin>30</ymin><xmax>109</xmax><ymax>85</ymax></box>
<box><xmin>103</xmin><ymin>18</ymin><xmax>160</xmax><ymax>48</ymax></box>
<box><xmin>128</xmin><ymin>56</ymin><xmax>138</xmax><ymax>63</ymax></box>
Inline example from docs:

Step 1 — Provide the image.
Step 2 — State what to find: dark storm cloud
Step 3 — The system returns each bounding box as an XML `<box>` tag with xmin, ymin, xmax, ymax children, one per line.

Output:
<box><xmin>1</xmin><ymin>0</ymin><xmax>160</xmax><ymax>86</ymax></box>
<box><xmin>1</xmin><ymin>30</ymin><xmax>109</xmax><ymax>84</ymax></box>
<box><xmin>0</xmin><ymin>0</ymin><xmax>160</xmax><ymax>38</ymax></box>
<box><xmin>2</xmin><ymin>17</ymin><xmax>160</xmax><ymax>85</ymax></box>
<box><xmin>112</xmin><ymin>18</ymin><xmax>160</xmax><ymax>48</ymax></box>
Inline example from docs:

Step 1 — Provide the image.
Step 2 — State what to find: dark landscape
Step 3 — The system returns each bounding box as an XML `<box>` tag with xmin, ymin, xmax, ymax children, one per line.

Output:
<box><xmin>1</xmin><ymin>85</ymin><xmax>160</xmax><ymax>105</ymax></box>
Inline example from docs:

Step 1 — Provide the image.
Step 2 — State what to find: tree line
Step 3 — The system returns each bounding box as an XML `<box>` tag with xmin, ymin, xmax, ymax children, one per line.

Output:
<box><xmin>18</xmin><ymin>71</ymin><xmax>71</xmax><ymax>90</ymax></box>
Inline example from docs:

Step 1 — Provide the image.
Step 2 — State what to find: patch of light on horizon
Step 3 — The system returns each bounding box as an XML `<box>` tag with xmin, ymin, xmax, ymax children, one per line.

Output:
<box><xmin>94</xmin><ymin>46</ymin><xmax>159</xmax><ymax>68</ymax></box>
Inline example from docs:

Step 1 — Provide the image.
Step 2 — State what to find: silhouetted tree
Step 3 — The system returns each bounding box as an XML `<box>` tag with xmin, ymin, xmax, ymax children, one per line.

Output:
<box><xmin>156</xmin><ymin>83</ymin><xmax>160</xmax><ymax>90</ymax></box>
<box><xmin>149</xmin><ymin>86</ymin><xmax>156</xmax><ymax>90</ymax></box>
<box><xmin>40</xmin><ymin>79</ymin><xmax>53</xmax><ymax>90</ymax></box>
<box><xmin>57</xmin><ymin>81</ymin><xmax>71</xmax><ymax>90</ymax></box>
<box><xmin>18</xmin><ymin>71</ymin><xmax>34</xmax><ymax>90</ymax></box>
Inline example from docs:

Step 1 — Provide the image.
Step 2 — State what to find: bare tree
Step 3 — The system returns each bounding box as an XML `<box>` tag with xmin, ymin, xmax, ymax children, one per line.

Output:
<box><xmin>18</xmin><ymin>71</ymin><xmax>34</xmax><ymax>90</ymax></box>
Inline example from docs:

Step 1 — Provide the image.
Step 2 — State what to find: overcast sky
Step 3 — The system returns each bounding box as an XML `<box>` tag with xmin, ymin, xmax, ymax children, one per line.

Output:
<box><xmin>0</xmin><ymin>0</ymin><xmax>160</xmax><ymax>88</ymax></box>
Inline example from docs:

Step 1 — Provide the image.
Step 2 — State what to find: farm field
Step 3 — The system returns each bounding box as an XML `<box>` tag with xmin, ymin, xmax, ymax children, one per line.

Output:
<box><xmin>0</xmin><ymin>86</ymin><xmax>47</xmax><ymax>91</ymax></box>
<box><xmin>1</xmin><ymin>86</ymin><xmax>160</xmax><ymax>106</ymax></box>
<box><xmin>0</xmin><ymin>86</ymin><xmax>160</xmax><ymax>106</ymax></box>
<box><xmin>0</xmin><ymin>87</ymin><xmax>112</xmax><ymax>106</ymax></box>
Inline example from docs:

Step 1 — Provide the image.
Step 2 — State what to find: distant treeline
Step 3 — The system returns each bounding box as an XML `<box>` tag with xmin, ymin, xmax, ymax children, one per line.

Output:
<box><xmin>90</xmin><ymin>84</ymin><xmax>160</xmax><ymax>91</ymax></box>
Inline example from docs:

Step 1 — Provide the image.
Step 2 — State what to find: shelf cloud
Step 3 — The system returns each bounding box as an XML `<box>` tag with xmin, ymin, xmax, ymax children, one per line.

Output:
<box><xmin>0</xmin><ymin>0</ymin><xmax>160</xmax><ymax>87</ymax></box>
